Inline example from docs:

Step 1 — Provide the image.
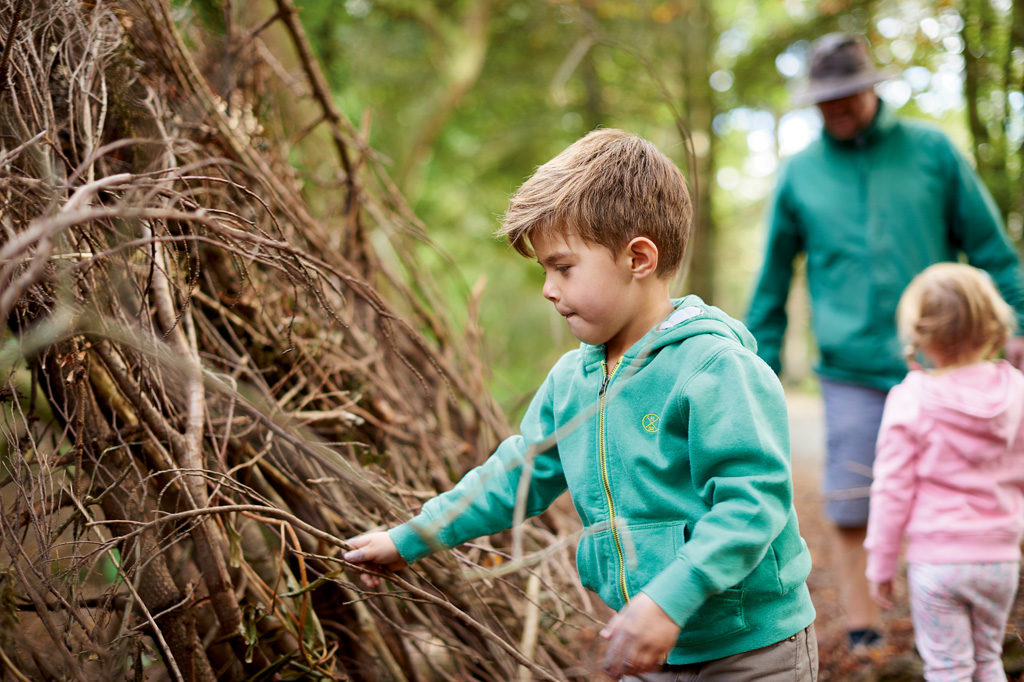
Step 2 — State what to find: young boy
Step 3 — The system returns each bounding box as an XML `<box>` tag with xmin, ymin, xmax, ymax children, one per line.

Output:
<box><xmin>344</xmin><ymin>129</ymin><xmax>817</xmax><ymax>680</ymax></box>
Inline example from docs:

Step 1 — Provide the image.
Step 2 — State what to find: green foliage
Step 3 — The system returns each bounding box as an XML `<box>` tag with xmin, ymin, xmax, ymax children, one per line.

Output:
<box><xmin>258</xmin><ymin>0</ymin><xmax>1021</xmax><ymax>411</ymax></box>
<box><xmin>98</xmin><ymin>549</ymin><xmax>123</xmax><ymax>585</ymax></box>
<box><xmin>173</xmin><ymin>0</ymin><xmax>226</xmax><ymax>33</ymax></box>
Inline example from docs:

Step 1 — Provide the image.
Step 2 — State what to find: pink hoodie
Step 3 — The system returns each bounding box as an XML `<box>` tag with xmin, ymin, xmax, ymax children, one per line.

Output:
<box><xmin>865</xmin><ymin>360</ymin><xmax>1024</xmax><ymax>583</ymax></box>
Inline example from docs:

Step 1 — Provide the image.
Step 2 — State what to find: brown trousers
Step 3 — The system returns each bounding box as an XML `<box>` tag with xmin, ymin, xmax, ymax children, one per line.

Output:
<box><xmin>622</xmin><ymin>624</ymin><xmax>818</xmax><ymax>682</ymax></box>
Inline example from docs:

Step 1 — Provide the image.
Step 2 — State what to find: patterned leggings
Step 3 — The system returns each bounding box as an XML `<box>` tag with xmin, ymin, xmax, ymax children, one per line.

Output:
<box><xmin>908</xmin><ymin>562</ymin><xmax>1019</xmax><ymax>682</ymax></box>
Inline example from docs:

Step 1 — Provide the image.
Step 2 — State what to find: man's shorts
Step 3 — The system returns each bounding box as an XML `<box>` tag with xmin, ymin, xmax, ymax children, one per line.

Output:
<box><xmin>820</xmin><ymin>378</ymin><xmax>889</xmax><ymax>528</ymax></box>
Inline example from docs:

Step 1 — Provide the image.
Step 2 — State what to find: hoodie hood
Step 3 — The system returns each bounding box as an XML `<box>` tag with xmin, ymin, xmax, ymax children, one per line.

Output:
<box><xmin>908</xmin><ymin>361</ymin><xmax>1024</xmax><ymax>456</ymax></box>
<box><xmin>579</xmin><ymin>295</ymin><xmax>756</xmax><ymax>369</ymax></box>
<box><xmin>654</xmin><ymin>296</ymin><xmax>756</xmax><ymax>350</ymax></box>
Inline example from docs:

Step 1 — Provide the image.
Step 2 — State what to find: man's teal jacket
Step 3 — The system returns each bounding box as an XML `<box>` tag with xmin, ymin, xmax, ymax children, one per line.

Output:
<box><xmin>389</xmin><ymin>297</ymin><xmax>815</xmax><ymax>664</ymax></box>
<box><xmin>747</xmin><ymin>101</ymin><xmax>1024</xmax><ymax>390</ymax></box>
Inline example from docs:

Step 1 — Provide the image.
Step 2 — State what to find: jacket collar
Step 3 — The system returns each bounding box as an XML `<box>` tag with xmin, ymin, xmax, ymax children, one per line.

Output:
<box><xmin>824</xmin><ymin>97</ymin><xmax>896</xmax><ymax>148</ymax></box>
<box><xmin>578</xmin><ymin>296</ymin><xmax>747</xmax><ymax>374</ymax></box>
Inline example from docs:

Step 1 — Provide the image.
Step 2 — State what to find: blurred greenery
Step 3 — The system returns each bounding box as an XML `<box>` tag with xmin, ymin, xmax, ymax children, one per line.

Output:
<box><xmin>187</xmin><ymin>0</ymin><xmax>1024</xmax><ymax>417</ymax></box>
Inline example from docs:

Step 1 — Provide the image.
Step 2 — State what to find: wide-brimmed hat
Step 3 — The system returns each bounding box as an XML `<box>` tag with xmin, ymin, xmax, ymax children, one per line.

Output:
<box><xmin>793</xmin><ymin>33</ymin><xmax>892</xmax><ymax>106</ymax></box>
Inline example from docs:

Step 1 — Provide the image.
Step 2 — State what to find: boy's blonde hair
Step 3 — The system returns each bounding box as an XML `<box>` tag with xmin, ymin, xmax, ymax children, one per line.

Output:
<box><xmin>498</xmin><ymin>129</ymin><xmax>692</xmax><ymax>277</ymax></box>
<box><xmin>897</xmin><ymin>262</ymin><xmax>1015</xmax><ymax>366</ymax></box>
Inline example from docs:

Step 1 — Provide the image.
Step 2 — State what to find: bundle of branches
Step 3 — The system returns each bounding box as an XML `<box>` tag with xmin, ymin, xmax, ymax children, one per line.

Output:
<box><xmin>0</xmin><ymin>0</ymin><xmax>599</xmax><ymax>679</ymax></box>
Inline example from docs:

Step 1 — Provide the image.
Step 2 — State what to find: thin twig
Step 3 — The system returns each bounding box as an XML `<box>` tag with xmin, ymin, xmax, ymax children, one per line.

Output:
<box><xmin>0</xmin><ymin>0</ymin><xmax>26</xmax><ymax>97</ymax></box>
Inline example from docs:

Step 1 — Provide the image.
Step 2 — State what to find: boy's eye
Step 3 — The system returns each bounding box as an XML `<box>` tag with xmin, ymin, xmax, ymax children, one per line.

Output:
<box><xmin>555</xmin><ymin>265</ymin><xmax>570</xmax><ymax>274</ymax></box>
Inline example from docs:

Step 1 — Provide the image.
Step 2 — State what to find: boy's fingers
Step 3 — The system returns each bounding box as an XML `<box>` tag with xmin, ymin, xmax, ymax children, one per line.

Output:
<box><xmin>347</xmin><ymin>534</ymin><xmax>371</xmax><ymax>548</ymax></box>
<box><xmin>343</xmin><ymin>547</ymin><xmax>368</xmax><ymax>562</ymax></box>
<box><xmin>599</xmin><ymin>612</ymin><xmax>622</xmax><ymax>639</ymax></box>
<box><xmin>601</xmin><ymin>630</ymin><xmax>638</xmax><ymax>677</ymax></box>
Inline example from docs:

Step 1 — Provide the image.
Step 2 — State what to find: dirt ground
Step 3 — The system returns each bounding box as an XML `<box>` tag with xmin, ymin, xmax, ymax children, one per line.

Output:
<box><xmin>786</xmin><ymin>391</ymin><xmax>1024</xmax><ymax>681</ymax></box>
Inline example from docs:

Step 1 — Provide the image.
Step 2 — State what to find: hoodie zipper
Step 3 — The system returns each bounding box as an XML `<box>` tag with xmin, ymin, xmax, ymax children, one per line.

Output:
<box><xmin>599</xmin><ymin>359</ymin><xmax>630</xmax><ymax>604</ymax></box>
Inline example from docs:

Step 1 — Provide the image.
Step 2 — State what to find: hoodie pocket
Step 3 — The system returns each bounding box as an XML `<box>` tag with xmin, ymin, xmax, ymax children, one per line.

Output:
<box><xmin>675</xmin><ymin>586</ymin><xmax>746</xmax><ymax>645</ymax></box>
<box><xmin>576</xmin><ymin>527</ymin><xmax>625</xmax><ymax>611</ymax></box>
<box><xmin>576</xmin><ymin>520</ymin><xmax>687</xmax><ymax>612</ymax></box>
<box><xmin>622</xmin><ymin>520</ymin><xmax>688</xmax><ymax>597</ymax></box>
<box><xmin>619</xmin><ymin>521</ymin><xmax>747</xmax><ymax>642</ymax></box>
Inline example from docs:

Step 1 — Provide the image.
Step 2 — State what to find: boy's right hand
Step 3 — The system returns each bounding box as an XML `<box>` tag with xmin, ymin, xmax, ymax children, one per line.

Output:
<box><xmin>343</xmin><ymin>532</ymin><xmax>407</xmax><ymax>588</ymax></box>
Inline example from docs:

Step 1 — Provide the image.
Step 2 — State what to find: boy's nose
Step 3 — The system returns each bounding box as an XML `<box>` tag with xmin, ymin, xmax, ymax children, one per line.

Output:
<box><xmin>542</xmin><ymin>278</ymin><xmax>558</xmax><ymax>302</ymax></box>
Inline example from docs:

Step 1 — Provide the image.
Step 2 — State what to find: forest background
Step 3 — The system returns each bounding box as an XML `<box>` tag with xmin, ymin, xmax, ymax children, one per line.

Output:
<box><xmin>1</xmin><ymin>0</ymin><xmax>1022</xmax><ymax>679</ymax></box>
<box><xmin>198</xmin><ymin>0</ymin><xmax>1024</xmax><ymax>413</ymax></box>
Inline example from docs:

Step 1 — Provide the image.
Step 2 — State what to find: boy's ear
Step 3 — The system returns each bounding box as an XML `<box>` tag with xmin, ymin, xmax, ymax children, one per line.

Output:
<box><xmin>625</xmin><ymin>237</ymin><xmax>660</xmax><ymax>279</ymax></box>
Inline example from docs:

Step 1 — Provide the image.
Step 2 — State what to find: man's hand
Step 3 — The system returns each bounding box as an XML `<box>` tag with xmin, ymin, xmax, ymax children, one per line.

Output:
<box><xmin>599</xmin><ymin>593</ymin><xmax>680</xmax><ymax>678</ymax></box>
<box><xmin>343</xmin><ymin>532</ymin><xmax>407</xmax><ymax>588</ymax></box>
<box><xmin>868</xmin><ymin>579</ymin><xmax>894</xmax><ymax>610</ymax></box>
<box><xmin>1004</xmin><ymin>336</ymin><xmax>1024</xmax><ymax>371</ymax></box>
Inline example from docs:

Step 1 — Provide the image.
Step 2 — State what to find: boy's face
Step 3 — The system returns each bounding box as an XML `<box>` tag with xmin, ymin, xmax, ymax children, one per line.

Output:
<box><xmin>533</xmin><ymin>230</ymin><xmax>636</xmax><ymax>350</ymax></box>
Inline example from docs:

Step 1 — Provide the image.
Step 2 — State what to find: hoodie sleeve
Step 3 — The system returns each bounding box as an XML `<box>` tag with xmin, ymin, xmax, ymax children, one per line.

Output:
<box><xmin>864</xmin><ymin>382</ymin><xmax>921</xmax><ymax>583</ymax></box>
<box><xmin>389</xmin><ymin>369</ymin><xmax>568</xmax><ymax>563</ymax></box>
<box><xmin>639</xmin><ymin>346</ymin><xmax>793</xmax><ymax>627</ymax></box>
<box><xmin>746</xmin><ymin>166</ymin><xmax>804</xmax><ymax>374</ymax></box>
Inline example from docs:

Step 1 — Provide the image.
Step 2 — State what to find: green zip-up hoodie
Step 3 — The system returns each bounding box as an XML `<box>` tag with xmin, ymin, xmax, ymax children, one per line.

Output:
<box><xmin>389</xmin><ymin>296</ymin><xmax>815</xmax><ymax>664</ymax></box>
<box><xmin>747</xmin><ymin>101</ymin><xmax>1024</xmax><ymax>390</ymax></box>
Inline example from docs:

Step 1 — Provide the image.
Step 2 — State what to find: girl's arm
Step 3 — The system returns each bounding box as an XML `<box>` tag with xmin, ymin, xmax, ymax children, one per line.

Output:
<box><xmin>864</xmin><ymin>382</ymin><xmax>922</xmax><ymax>584</ymax></box>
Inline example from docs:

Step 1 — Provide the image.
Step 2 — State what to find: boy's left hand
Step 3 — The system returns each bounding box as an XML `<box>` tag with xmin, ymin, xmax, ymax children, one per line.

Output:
<box><xmin>600</xmin><ymin>593</ymin><xmax>680</xmax><ymax>678</ymax></box>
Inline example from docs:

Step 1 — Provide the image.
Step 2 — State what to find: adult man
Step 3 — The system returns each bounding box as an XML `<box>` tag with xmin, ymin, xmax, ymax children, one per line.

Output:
<box><xmin>746</xmin><ymin>32</ymin><xmax>1024</xmax><ymax>650</ymax></box>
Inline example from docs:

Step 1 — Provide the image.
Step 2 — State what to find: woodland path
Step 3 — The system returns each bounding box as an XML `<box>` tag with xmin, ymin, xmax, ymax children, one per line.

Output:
<box><xmin>785</xmin><ymin>390</ymin><xmax>921</xmax><ymax>681</ymax></box>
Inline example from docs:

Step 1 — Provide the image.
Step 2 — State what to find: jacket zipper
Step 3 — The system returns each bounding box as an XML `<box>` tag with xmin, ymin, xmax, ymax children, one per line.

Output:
<box><xmin>599</xmin><ymin>360</ymin><xmax>630</xmax><ymax>603</ymax></box>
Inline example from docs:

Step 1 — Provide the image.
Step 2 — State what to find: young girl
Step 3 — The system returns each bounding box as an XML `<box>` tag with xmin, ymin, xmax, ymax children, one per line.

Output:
<box><xmin>865</xmin><ymin>262</ymin><xmax>1024</xmax><ymax>681</ymax></box>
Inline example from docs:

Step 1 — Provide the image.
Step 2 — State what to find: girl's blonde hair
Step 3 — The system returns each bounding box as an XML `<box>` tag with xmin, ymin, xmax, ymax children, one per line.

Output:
<box><xmin>897</xmin><ymin>262</ymin><xmax>1016</xmax><ymax>367</ymax></box>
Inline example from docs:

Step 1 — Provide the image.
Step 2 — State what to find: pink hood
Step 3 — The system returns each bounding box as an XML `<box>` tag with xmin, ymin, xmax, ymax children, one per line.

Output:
<box><xmin>865</xmin><ymin>361</ymin><xmax>1024</xmax><ymax>583</ymax></box>
<box><xmin>913</xmin><ymin>361</ymin><xmax>1024</xmax><ymax>461</ymax></box>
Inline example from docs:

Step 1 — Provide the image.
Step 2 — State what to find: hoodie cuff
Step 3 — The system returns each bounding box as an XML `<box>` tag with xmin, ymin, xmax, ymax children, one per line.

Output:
<box><xmin>640</xmin><ymin>556</ymin><xmax>711</xmax><ymax>627</ymax></box>
<box><xmin>388</xmin><ymin>520</ymin><xmax>443</xmax><ymax>564</ymax></box>
<box><xmin>865</xmin><ymin>551</ymin><xmax>899</xmax><ymax>583</ymax></box>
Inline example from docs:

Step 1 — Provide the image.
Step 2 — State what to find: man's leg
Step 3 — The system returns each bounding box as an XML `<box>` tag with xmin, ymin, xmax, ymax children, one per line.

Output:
<box><xmin>831</xmin><ymin>525</ymin><xmax>877</xmax><ymax>635</ymax></box>
<box><xmin>819</xmin><ymin>379</ymin><xmax>887</xmax><ymax>647</ymax></box>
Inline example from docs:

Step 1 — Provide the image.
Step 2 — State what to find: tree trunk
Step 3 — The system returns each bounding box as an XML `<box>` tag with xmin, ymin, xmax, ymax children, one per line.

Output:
<box><xmin>960</xmin><ymin>0</ymin><xmax>1012</xmax><ymax>221</ymax></box>
<box><xmin>396</xmin><ymin>1</ymin><xmax>492</xmax><ymax>194</ymax></box>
